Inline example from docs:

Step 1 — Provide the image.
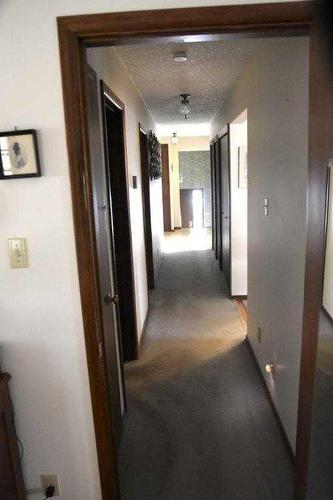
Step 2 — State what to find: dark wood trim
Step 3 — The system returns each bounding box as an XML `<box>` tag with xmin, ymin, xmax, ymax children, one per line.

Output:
<box><xmin>100</xmin><ymin>81</ymin><xmax>139</xmax><ymax>363</ymax></box>
<box><xmin>219</xmin><ymin>124</ymin><xmax>232</xmax><ymax>288</ymax></box>
<box><xmin>56</xmin><ymin>4</ymin><xmax>314</xmax><ymax>499</ymax></box>
<box><xmin>58</xmin><ymin>3</ymin><xmax>312</xmax><ymax>45</ymax></box>
<box><xmin>57</xmin><ymin>23</ymin><xmax>120</xmax><ymax>499</ymax></box>
<box><xmin>161</xmin><ymin>143</ymin><xmax>172</xmax><ymax>231</ymax></box>
<box><xmin>245</xmin><ymin>337</ymin><xmax>296</xmax><ymax>467</ymax></box>
<box><xmin>103</xmin><ymin>84</ymin><xmax>125</xmax><ymax>110</ymax></box>
<box><xmin>213</xmin><ymin>138</ymin><xmax>220</xmax><ymax>260</ymax></box>
<box><xmin>232</xmin><ymin>295</ymin><xmax>248</xmax><ymax>300</ymax></box>
<box><xmin>210</xmin><ymin>143</ymin><xmax>215</xmax><ymax>251</ymax></box>
<box><xmin>294</xmin><ymin>9</ymin><xmax>333</xmax><ymax>498</ymax></box>
<box><xmin>139</xmin><ymin>123</ymin><xmax>155</xmax><ymax>290</ymax></box>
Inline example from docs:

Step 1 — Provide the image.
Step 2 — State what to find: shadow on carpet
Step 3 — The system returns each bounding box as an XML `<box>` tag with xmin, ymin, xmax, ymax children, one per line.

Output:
<box><xmin>118</xmin><ymin>339</ymin><xmax>294</xmax><ymax>500</ymax></box>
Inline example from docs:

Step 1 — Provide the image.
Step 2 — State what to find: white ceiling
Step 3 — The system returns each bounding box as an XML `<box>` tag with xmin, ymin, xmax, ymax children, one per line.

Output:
<box><xmin>116</xmin><ymin>39</ymin><xmax>262</xmax><ymax>125</ymax></box>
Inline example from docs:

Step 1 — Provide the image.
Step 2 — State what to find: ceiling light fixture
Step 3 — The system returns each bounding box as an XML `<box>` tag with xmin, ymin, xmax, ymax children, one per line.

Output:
<box><xmin>179</xmin><ymin>93</ymin><xmax>191</xmax><ymax>120</ymax></box>
<box><xmin>171</xmin><ymin>132</ymin><xmax>179</xmax><ymax>144</ymax></box>
<box><xmin>173</xmin><ymin>50</ymin><xmax>188</xmax><ymax>62</ymax></box>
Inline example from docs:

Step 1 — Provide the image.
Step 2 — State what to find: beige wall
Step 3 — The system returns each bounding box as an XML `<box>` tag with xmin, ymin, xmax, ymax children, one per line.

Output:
<box><xmin>160</xmin><ymin>136</ymin><xmax>210</xmax><ymax>229</ymax></box>
<box><xmin>212</xmin><ymin>37</ymin><xmax>309</xmax><ymax>449</ymax></box>
<box><xmin>87</xmin><ymin>46</ymin><xmax>163</xmax><ymax>338</ymax></box>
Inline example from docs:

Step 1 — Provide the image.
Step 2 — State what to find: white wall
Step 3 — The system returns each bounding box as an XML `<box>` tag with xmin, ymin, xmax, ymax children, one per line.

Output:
<box><xmin>211</xmin><ymin>37</ymin><xmax>309</xmax><ymax>449</ymax></box>
<box><xmin>230</xmin><ymin>111</ymin><xmax>248</xmax><ymax>296</ymax></box>
<box><xmin>86</xmin><ymin>46</ymin><xmax>162</xmax><ymax>337</ymax></box>
<box><xmin>0</xmin><ymin>2</ymin><xmax>310</xmax><ymax>499</ymax></box>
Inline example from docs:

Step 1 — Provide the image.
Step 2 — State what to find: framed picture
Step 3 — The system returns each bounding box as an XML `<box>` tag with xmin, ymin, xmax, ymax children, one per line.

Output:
<box><xmin>0</xmin><ymin>129</ymin><xmax>41</xmax><ymax>179</ymax></box>
<box><xmin>238</xmin><ymin>145</ymin><xmax>248</xmax><ymax>188</ymax></box>
<box><xmin>322</xmin><ymin>165</ymin><xmax>333</xmax><ymax>321</ymax></box>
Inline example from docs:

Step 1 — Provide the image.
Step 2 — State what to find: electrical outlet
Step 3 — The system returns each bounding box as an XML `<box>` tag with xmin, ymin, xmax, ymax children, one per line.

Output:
<box><xmin>257</xmin><ymin>326</ymin><xmax>262</xmax><ymax>343</ymax></box>
<box><xmin>40</xmin><ymin>475</ymin><xmax>60</xmax><ymax>496</ymax></box>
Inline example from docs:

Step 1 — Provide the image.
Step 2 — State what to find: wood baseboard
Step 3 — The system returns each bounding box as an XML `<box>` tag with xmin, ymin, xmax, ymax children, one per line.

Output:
<box><xmin>245</xmin><ymin>336</ymin><xmax>296</xmax><ymax>467</ymax></box>
<box><xmin>234</xmin><ymin>299</ymin><xmax>247</xmax><ymax>329</ymax></box>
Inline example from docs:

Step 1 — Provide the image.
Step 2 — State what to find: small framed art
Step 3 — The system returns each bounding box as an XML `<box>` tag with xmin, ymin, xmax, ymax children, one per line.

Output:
<box><xmin>0</xmin><ymin>129</ymin><xmax>41</xmax><ymax>179</ymax></box>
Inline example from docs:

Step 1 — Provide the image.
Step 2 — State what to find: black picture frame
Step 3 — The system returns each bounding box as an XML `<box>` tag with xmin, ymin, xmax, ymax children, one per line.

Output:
<box><xmin>0</xmin><ymin>129</ymin><xmax>41</xmax><ymax>179</ymax></box>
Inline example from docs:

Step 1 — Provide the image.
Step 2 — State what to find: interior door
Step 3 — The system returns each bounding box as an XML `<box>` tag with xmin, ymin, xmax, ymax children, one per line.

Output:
<box><xmin>85</xmin><ymin>65</ymin><xmax>125</xmax><ymax>447</ymax></box>
<box><xmin>102</xmin><ymin>83</ymin><xmax>138</xmax><ymax>363</ymax></box>
<box><xmin>214</xmin><ymin>140</ymin><xmax>222</xmax><ymax>262</ymax></box>
<box><xmin>220</xmin><ymin>130</ymin><xmax>231</xmax><ymax>290</ymax></box>
<box><xmin>180</xmin><ymin>189</ymin><xmax>194</xmax><ymax>228</ymax></box>
<box><xmin>210</xmin><ymin>143</ymin><xmax>216</xmax><ymax>251</ymax></box>
<box><xmin>139</xmin><ymin>128</ymin><xmax>155</xmax><ymax>289</ymax></box>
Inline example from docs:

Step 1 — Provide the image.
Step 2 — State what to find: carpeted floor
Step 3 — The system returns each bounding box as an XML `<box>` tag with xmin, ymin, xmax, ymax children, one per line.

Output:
<box><xmin>118</xmin><ymin>231</ymin><xmax>294</xmax><ymax>500</ymax></box>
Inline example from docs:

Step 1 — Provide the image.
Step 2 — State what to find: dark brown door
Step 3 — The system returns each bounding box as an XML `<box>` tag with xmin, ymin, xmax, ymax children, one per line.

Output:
<box><xmin>161</xmin><ymin>143</ymin><xmax>172</xmax><ymax>231</ymax></box>
<box><xmin>210</xmin><ymin>143</ymin><xmax>216</xmax><ymax>251</ymax></box>
<box><xmin>139</xmin><ymin>127</ymin><xmax>155</xmax><ymax>290</ymax></box>
<box><xmin>101</xmin><ymin>84</ymin><xmax>139</xmax><ymax>363</ymax></box>
<box><xmin>180</xmin><ymin>189</ymin><xmax>194</xmax><ymax>228</ymax></box>
<box><xmin>85</xmin><ymin>66</ymin><xmax>125</xmax><ymax>447</ymax></box>
<box><xmin>220</xmin><ymin>130</ymin><xmax>231</xmax><ymax>289</ymax></box>
<box><xmin>214</xmin><ymin>140</ymin><xmax>222</xmax><ymax>262</ymax></box>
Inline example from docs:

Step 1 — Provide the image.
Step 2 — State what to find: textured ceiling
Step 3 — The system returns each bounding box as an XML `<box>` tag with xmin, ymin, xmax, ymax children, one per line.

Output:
<box><xmin>116</xmin><ymin>40</ymin><xmax>262</xmax><ymax>124</ymax></box>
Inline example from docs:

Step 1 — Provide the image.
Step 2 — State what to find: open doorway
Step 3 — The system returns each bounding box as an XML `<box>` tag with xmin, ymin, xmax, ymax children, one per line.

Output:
<box><xmin>86</xmin><ymin>34</ymin><xmax>307</xmax><ymax>500</ymax></box>
<box><xmin>180</xmin><ymin>188</ymin><xmax>204</xmax><ymax>228</ymax></box>
<box><xmin>57</xmin><ymin>3</ymin><xmax>326</xmax><ymax>500</ymax></box>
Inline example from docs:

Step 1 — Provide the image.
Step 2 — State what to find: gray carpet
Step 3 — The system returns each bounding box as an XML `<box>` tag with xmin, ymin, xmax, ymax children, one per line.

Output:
<box><xmin>118</xmin><ymin>245</ymin><xmax>294</xmax><ymax>500</ymax></box>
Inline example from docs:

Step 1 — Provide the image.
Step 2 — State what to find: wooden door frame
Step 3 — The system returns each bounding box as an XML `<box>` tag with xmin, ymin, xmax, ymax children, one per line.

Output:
<box><xmin>214</xmin><ymin>137</ymin><xmax>222</xmax><ymax>262</ymax></box>
<box><xmin>211</xmin><ymin>137</ymin><xmax>219</xmax><ymax>259</ymax></box>
<box><xmin>218</xmin><ymin>125</ymin><xmax>232</xmax><ymax>290</ymax></box>
<box><xmin>100</xmin><ymin>81</ymin><xmax>139</xmax><ymax>363</ymax></box>
<box><xmin>139</xmin><ymin>123</ymin><xmax>155</xmax><ymax>290</ymax></box>
<box><xmin>161</xmin><ymin>143</ymin><xmax>172</xmax><ymax>232</ymax></box>
<box><xmin>57</xmin><ymin>3</ymin><xmax>315</xmax><ymax>499</ymax></box>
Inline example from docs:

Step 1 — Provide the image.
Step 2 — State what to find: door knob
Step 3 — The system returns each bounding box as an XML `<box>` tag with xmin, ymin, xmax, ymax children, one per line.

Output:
<box><xmin>103</xmin><ymin>293</ymin><xmax>119</xmax><ymax>305</ymax></box>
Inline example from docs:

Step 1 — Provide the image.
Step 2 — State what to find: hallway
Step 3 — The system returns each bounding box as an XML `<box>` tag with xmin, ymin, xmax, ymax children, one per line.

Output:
<box><xmin>118</xmin><ymin>230</ymin><xmax>294</xmax><ymax>500</ymax></box>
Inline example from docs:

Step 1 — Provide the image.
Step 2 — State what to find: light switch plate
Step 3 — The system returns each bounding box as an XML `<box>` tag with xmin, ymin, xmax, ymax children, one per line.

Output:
<box><xmin>8</xmin><ymin>238</ymin><xmax>29</xmax><ymax>268</ymax></box>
